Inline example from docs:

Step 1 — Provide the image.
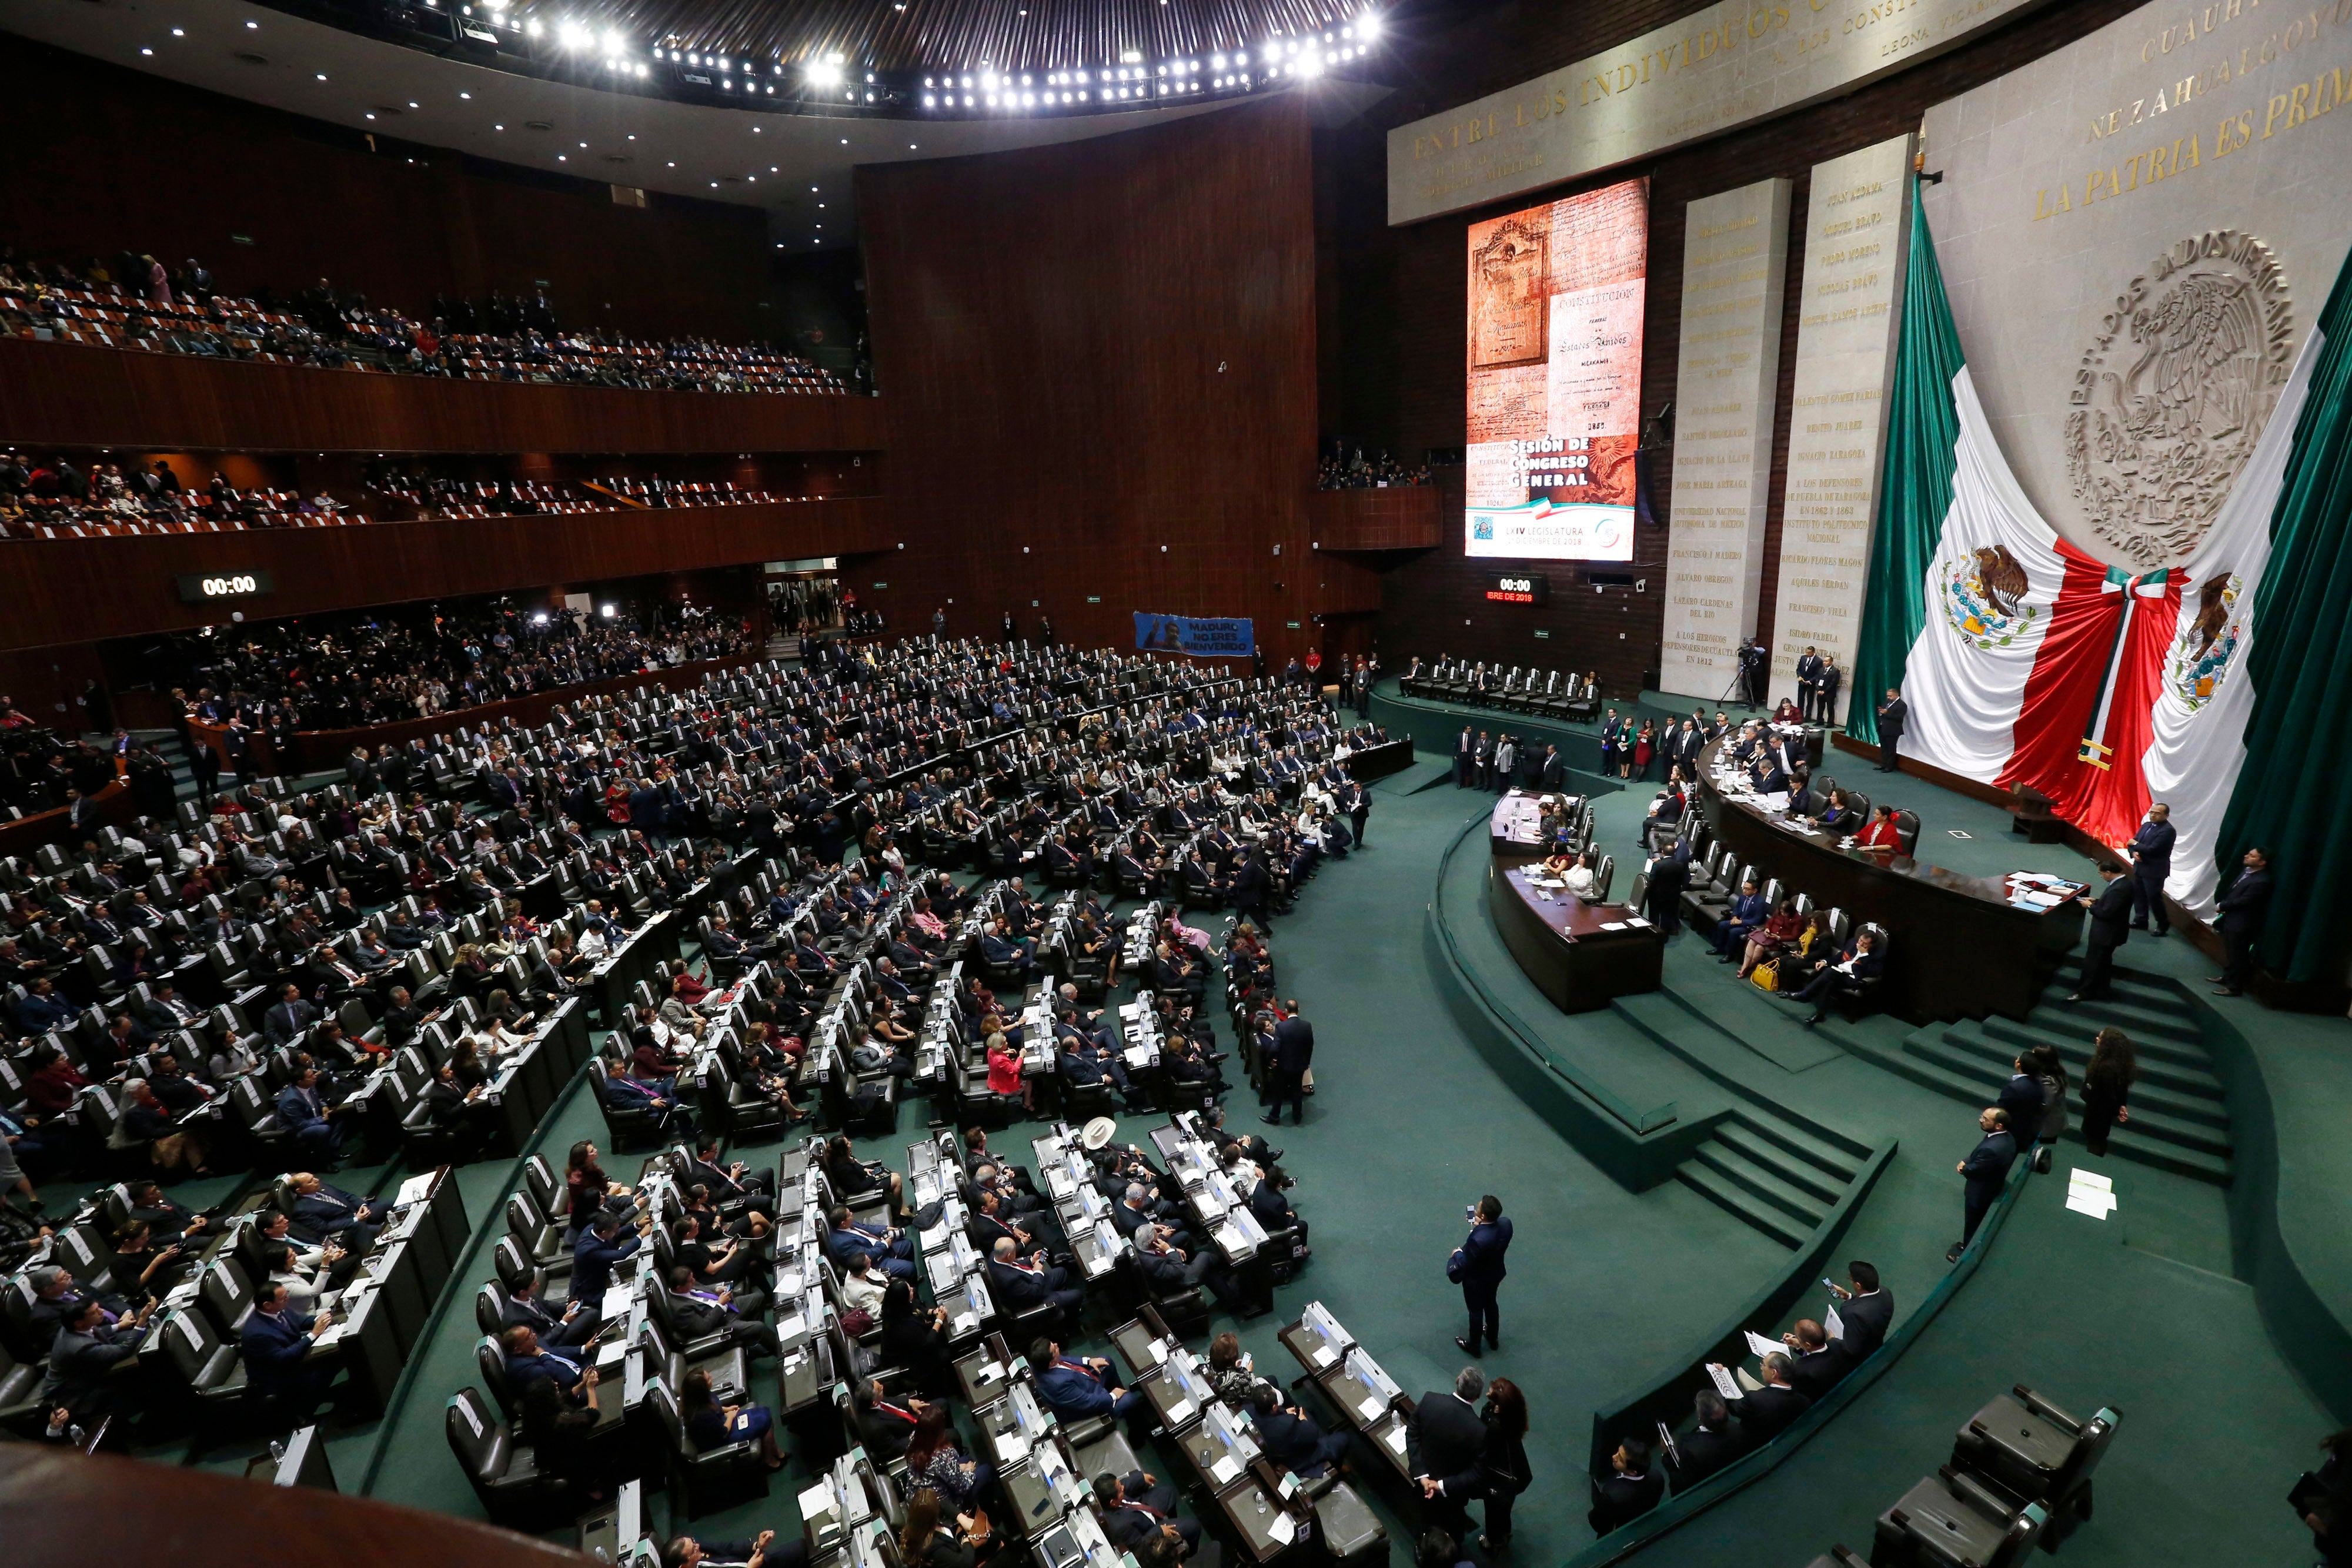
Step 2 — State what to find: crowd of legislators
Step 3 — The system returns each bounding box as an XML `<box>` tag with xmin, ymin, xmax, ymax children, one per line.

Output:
<box><xmin>152</xmin><ymin>601</ymin><xmax>758</xmax><ymax>735</ymax></box>
<box><xmin>0</xmin><ymin>248</ymin><xmax>850</xmax><ymax>394</ymax></box>
<box><xmin>1317</xmin><ymin>442</ymin><xmax>1433</xmax><ymax>490</ymax></box>
<box><xmin>0</xmin><ymin>452</ymin><xmax>350</xmax><ymax>536</ymax></box>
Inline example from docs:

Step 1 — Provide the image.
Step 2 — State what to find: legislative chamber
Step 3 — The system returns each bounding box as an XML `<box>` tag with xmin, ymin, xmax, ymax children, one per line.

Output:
<box><xmin>1</xmin><ymin>2</ymin><xmax>2345</xmax><ymax>1567</ymax></box>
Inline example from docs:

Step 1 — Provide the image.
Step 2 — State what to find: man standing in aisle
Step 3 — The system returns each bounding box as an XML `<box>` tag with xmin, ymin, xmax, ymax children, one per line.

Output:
<box><xmin>2067</xmin><ymin>862</ymin><xmax>2134</xmax><ymax>1003</ymax></box>
<box><xmin>1818</xmin><ymin>656</ymin><xmax>1842</xmax><ymax>728</ymax></box>
<box><xmin>1947</xmin><ymin>1108</ymin><xmax>2017</xmax><ymax>1263</ymax></box>
<box><xmin>1796</xmin><ymin>646</ymin><xmax>1823</xmax><ymax>723</ymax></box>
<box><xmin>1875</xmin><ymin>687</ymin><xmax>1907</xmax><ymax>772</ymax></box>
<box><xmin>2210</xmin><ymin>845</ymin><xmax>2274</xmax><ymax>997</ymax></box>
<box><xmin>2126</xmin><ymin>803</ymin><xmax>2174</xmax><ymax>935</ymax></box>
<box><xmin>1455</xmin><ymin>726</ymin><xmax>1475</xmax><ymax>789</ymax></box>
<box><xmin>1450</xmin><ymin>1195</ymin><xmax>1512</xmax><ymax>1356</ymax></box>
<box><xmin>1261</xmin><ymin>1000</ymin><xmax>1312</xmax><ymax>1127</ymax></box>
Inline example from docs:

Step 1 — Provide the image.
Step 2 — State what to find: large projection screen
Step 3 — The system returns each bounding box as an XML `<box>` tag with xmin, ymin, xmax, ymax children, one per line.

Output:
<box><xmin>1464</xmin><ymin>178</ymin><xmax>1648</xmax><ymax>561</ymax></box>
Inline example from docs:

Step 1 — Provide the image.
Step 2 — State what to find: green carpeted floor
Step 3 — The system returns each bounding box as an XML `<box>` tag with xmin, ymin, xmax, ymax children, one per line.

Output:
<box><xmin>245</xmin><ymin>734</ymin><xmax>2336</xmax><ymax>1565</ymax></box>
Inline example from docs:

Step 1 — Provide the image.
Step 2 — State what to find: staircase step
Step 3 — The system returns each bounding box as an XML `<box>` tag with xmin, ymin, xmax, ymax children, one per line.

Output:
<box><xmin>1975</xmin><ymin>1017</ymin><xmax>2223</xmax><ymax>1095</ymax></box>
<box><xmin>1676</xmin><ymin>1156</ymin><xmax>1808</xmax><ymax>1249</ymax></box>
<box><xmin>1713</xmin><ymin>1116</ymin><xmax>1856</xmax><ymax>1199</ymax></box>
<box><xmin>1937</xmin><ymin>1026</ymin><xmax>2227</xmax><ymax>1127</ymax></box>
<box><xmin>1688</xmin><ymin>1137</ymin><xmax>1826</xmax><ymax>1229</ymax></box>
<box><xmin>2027</xmin><ymin>988</ymin><xmax>2203</xmax><ymax>1046</ymax></box>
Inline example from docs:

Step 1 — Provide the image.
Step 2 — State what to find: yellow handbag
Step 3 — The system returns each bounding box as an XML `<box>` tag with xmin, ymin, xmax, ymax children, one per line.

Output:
<box><xmin>1750</xmin><ymin>958</ymin><xmax>1780</xmax><ymax>992</ymax></box>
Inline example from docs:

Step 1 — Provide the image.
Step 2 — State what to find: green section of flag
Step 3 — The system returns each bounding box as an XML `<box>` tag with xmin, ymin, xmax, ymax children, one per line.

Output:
<box><xmin>1847</xmin><ymin>179</ymin><xmax>1965</xmax><ymax>744</ymax></box>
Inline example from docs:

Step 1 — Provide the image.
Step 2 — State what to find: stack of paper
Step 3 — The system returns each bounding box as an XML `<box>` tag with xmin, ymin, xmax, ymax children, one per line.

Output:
<box><xmin>2065</xmin><ymin>1167</ymin><xmax>2118</xmax><ymax>1219</ymax></box>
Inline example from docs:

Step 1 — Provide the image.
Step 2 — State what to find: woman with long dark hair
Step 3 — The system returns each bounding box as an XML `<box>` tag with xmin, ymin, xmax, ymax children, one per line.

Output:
<box><xmin>1478</xmin><ymin>1377</ymin><xmax>1533</xmax><ymax>1550</ymax></box>
<box><xmin>881</xmin><ymin>1277</ymin><xmax>958</xmax><ymax>1398</ymax></box>
<box><xmin>566</xmin><ymin>1139</ymin><xmax>627</xmax><ymax>1235</ymax></box>
<box><xmin>2028</xmin><ymin>1042</ymin><xmax>2069</xmax><ymax>1157</ymax></box>
<box><xmin>904</xmin><ymin>1403</ymin><xmax>993</xmax><ymax>1515</ymax></box>
<box><xmin>901</xmin><ymin>1486</ymin><xmax>994</xmax><ymax>1568</ymax></box>
<box><xmin>2079</xmin><ymin>1028</ymin><xmax>2138</xmax><ymax>1156</ymax></box>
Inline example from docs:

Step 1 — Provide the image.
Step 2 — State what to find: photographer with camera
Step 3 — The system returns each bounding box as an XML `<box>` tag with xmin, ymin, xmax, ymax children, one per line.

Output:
<box><xmin>1446</xmin><ymin>1195</ymin><xmax>1512</xmax><ymax>1357</ymax></box>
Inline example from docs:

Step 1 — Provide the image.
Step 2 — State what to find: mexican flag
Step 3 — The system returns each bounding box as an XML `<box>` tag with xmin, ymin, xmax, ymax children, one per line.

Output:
<box><xmin>1847</xmin><ymin>182</ymin><xmax>2321</xmax><ymax>917</ymax></box>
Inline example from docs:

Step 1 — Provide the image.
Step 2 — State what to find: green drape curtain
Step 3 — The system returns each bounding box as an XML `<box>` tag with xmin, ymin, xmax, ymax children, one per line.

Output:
<box><xmin>2217</xmin><ymin>245</ymin><xmax>2352</xmax><ymax>985</ymax></box>
<box><xmin>1846</xmin><ymin>178</ymin><xmax>1965</xmax><ymax>743</ymax></box>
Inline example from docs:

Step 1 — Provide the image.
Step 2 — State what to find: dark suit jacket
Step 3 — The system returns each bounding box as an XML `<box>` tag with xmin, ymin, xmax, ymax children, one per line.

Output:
<box><xmin>2216</xmin><ymin>866</ymin><xmax>2272</xmax><ymax>937</ymax></box>
<box><xmin>1457</xmin><ymin>1217</ymin><xmax>1512</xmax><ymax>1290</ymax></box>
<box><xmin>1589</xmin><ymin>1467</ymin><xmax>1665</xmax><ymax>1533</ymax></box>
<box><xmin>1962</xmin><ymin>1130</ymin><xmax>2019</xmax><ymax>1206</ymax></box>
<box><xmin>1270</xmin><ymin>1017</ymin><xmax>1314</xmax><ymax>1076</ymax></box>
<box><xmin>1408</xmin><ymin>1391</ymin><xmax>1487</xmax><ymax>1494</ymax></box>
<box><xmin>1839</xmin><ymin>1289</ymin><xmax>1894</xmax><ymax>1359</ymax></box>
<box><xmin>1730</xmin><ymin>1382</ymin><xmax>1811</xmax><ymax>1441</ymax></box>
<box><xmin>2085</xmin><ymin>876</ymin><xmax>2134</xmax><ymax>948</ymax></box>
<box><xmin>1257</xmin><ymin>1405</ymin><xmax>1337</xmax><ymax>1472</ymax></box>
<box><xmin>1671</xmin><ymin>1422</ymin><xmax>1748</xmax><ymax>1488</ymax></box>
<box><xmin>1785</xmin><ymin>1345</ymin><xmax>1846</xmax><ymax>1401</ymax></box>
<box><xmin>2127</xmin><ymin>818</ymin><xmax>2176</xmax><ymax>876</ymax></box>
<box><xmin>1877</xmin><ymin>697</ymin><xmax>1908</xmax><ymax>734</ymax></box>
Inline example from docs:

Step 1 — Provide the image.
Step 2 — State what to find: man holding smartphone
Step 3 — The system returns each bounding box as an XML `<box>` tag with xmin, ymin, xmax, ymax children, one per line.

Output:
<box><xmin>1447</xmin><ymin>1195</ymin><xmax>1512</xmax><ymax>1356</ymax></box>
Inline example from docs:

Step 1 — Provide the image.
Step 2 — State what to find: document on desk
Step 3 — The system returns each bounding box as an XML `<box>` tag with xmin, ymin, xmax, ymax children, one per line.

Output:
<box><xmin>1384</xmin><ymin>1423</ymin><xmax>1410</xmax><ymax>1454</ymax></box>
<box><xmin>999</xmin><ymin>1433</ymin><xmax>1030</xmax><ymax>1463</ymax></box>
<box><xmin>1165</xmin><ymin>1398</ymin><xmax>1196</xmax><ymax>1427</ymax></box>
<box><xmin>1145</xmin><ymin>1337</ymin><xmax>1171</xmax><ymax>1367</ymax></box>
<box><xmin>1267</xmin><ymin>1513</ymin><xmax>1297</xmax><ymax>1546</ymax></box>
<box><xmin>1600</xmin><ymin>921</ymin><xmax>1628</xmax><ymax>932</ymax></box>
<box><xmin>776</xmin><ymin>1309</ymin><xmax>806</xmax><ymax>1340</ymax></box>
<box><xmin>597</xmin><ymin>1337</ymin><xmax>628</xmax><ymax>1368</ymax></box>
<box><xmin>397</xmin><ymin>1172</ymin><xmax>436</xmax><ymax>1206</ymax></box>
<box><xmin>1625</xmin><ymin>916</ymin><xmax>1653</xmax><ymax>928</ymax></box>
<box><xmin>1357</xmin><ymin>1394</ymin><xmax>1385</xmax><ymax>1422</ymax></box>
<box><xmin>1743</xmin><ymin>1330</ymin><xmax>1782</xmax><ymax>1361</ymax></box>
<box><xmin>1311</xmin><ymin>1342</ymin><xmax>1338</xmax><ymax>1368</ymax></box>
<box><xmin>1210</xmin><ymin>1453</ymin><xmax>1242</xmax><ymax>1487</ymax></box>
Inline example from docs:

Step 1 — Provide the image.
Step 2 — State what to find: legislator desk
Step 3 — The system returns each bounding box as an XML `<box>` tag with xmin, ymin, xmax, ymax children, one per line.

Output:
<box><xmin>1489</xmin><ymin>791</ymin><xmax>1552</xmax><ymax>864</ymax></box>
<box><xmin>1486</xmin><ymin>864</ymin><xmax>1665</xmax><ymax>1013</ymax></box>
<box><xmin>1696</xmin><ymin>741</ymin><xmax>2085</xmax><ymax>1022</ymax></box>
<box><xmin>1341</xmin><ymin>738</ymin><xmax>1415</xmax><ymax>781</ymax></box>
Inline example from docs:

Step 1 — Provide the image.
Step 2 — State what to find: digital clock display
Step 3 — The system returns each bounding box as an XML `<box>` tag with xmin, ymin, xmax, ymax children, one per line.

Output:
<box><xmin>176</xmin><ymin>570</ymin><xmax>275</xmax><ymax>603</ymax></box>
<box><xmin>1484</xmin><ymin>573</ymin><xmax>1550</xmax><ymax>606</ymax></box>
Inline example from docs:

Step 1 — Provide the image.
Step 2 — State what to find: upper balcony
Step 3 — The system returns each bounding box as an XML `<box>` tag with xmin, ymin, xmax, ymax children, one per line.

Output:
<box><xmin>0</xmin><ymin>335</ymin><xmax>887</xmax><ymax>455</ymax></box>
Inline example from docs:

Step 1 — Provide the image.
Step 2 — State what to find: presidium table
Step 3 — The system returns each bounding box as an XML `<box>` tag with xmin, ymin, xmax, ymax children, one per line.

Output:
<box><xmin>1485</xmin><ymin>806</ymin><xmax>1666</xmax><ymax>1011</ymax></box>
<box><xmin>1696</xmin><ymin>740</ymin><xmax>2086</xmax><ymax>1022</ymax></box>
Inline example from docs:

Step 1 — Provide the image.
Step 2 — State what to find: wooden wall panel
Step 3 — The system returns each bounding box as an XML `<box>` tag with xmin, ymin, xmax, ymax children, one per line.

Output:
<box><xmin>0</xmin><ymin>337</ymin><xmax>886</xmax><ymax>456</ymax></box>
<box><xmin>1338</xmin><ymin>0</ymin><xmax>2149</xmax><ymax>689</ymax></box>
<box><xmin>0</xmin><ymin>497</ymin><xmax>892</xmax><ymax>653</ymax></box>
<box><xmin>856</xmin><ymin>97</ymin><xmax>1346</xmax><ymax>665</ymax></box>
<box><xmin>0</xmin><ymin>38</ymin><xmax>774</xmax><ymax>343</ymax></box>
<box><xmin>1305</xmin><ymin>486</ymin><xmax>1444</xmax><ymax>552</ymax></box>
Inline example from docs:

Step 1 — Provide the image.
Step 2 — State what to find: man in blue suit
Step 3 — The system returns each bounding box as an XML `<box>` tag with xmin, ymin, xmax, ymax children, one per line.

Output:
<box><xmin>500</xmin><ymin>1322</ymin><xmax>588</xmax><ymax>1393</ymax></box>
<box><xmin>572</xmin><ymin>1211</ymin><xmax>644</xmax><ymax>1303</ymax></box>
<box><xmin>827</xmin><ymin>1206</ymin><xmax>914</xmax><ymax>1281</ymax></box>
<box><xmin>2125</xmin><ymin>803</ymin><xmax>2174</xmax><ymax>935</ymax></box>
<box><xmin>1248</xmin><ymin>1383</ymin><xmax>1351</xmax><ymax>1477</ymax></box>
<box><xmin>287</xmin><ymin>1171</ymin><xmax>387</xmax><ymax>1249</ymax></box>
<box><xmin>275</xmin><ymin>1069</ymin><xmax>349</xmax><ymax>1161</ymax></box>
<box><xmin>1948</xmin><ymin>1106</ymin><xmax>2019</xmax><ymax>1262</ymax></box>
<box><xmin>1452</xmin><ymin>1195</ymin><xmax>1512</xmax><ymax>1357</ymax></box>
<box><xmin>241</xmin><ymin>1281</ymin><xmax>335</xmax><ymax>1415</ymax></box>
<box><xmin>1027</xmin><ymin>1336</ymin><xmax>1147</xmax><ymax>1425</ymax></box>
<box><xmin>1711</xmin><ymin>877</ymin><xmax>1769</xmax><ymax>962</ymax></box>
<box><xmin>1261</xmin><ymin>1001</ymin><xmax>1313</xmax><ymax>1127</ymax></box>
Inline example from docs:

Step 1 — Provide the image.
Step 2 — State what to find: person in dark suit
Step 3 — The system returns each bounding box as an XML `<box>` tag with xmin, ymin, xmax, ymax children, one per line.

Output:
<box><xmin>1818</xmin><ymin>657</ymin><xmax>1843</xmax><ymax>727</ymax></box>
<box><xmin>1250</xmin><ymin>1383</ymin><xmax>1351</xmax><ymax>1476</ymax></box>
<box><xmin>1875</xmin><ymin>687</ymin><xmax>1907</xmax><ymax>771</ymax></box>
<box><xmin>1711</xmin><ymin>877</ymin><xmax>1769</xmax><ymax>961</ymax></box>
<box><xmin>987</xmin><ymin>1235</ymin><xmax>1083</xmax><ymax>1321</ymax></box>
<box><xmin>2067</xmin><ymin>861</ymin><xmax>2134</xmax><ymax>1002</ymax></box>
<box><xmin>1589</xmin><ymin>1436</ymin><xmax>1665</xmax><ymax>1534</ymax></box>
<box><xmin>502</xmin><ymin>1273</ymin><xmax>599</xmax><ymax>1349</ymax></box>
<box><xmin>2124</xmin><ymin>804</ymin><xmax>2174</xmax><ymax>934</ymax></box>
<box><xmin>1784</xmin><ymin>927</ymin><xmax>1882</xmax><ymax>1025</ymax></box>
<box><xmin>1778</xmin><ymin>1320</ymin><xmax>1845</xmax><ymax>1399</ymax></box>
<box><xmin>570</xmin><ymin>1211</ymin><xmax>644</xmax><ymax>1303</ymax></box>
<box><xmin>287</xmin><ymin>1171</ymin><xmax>387</xmax><ymax>1248</ymax></box>
<box><xmin>1262</xmin><ymin>1001</ymin><xmax>1312</xmax><ymax>1126</ymax></box>
<box><xmin>1796</xmin><ymin>647</ymin><xmax>1824</xmax><ymax>723</ymax></box>
<box><xmin>1094</xmin><ymin>1469</ymin><xmax>1202</xmax><ymax>1556</ymax></box>
<box><xmin>242</xmin><ymin>1281</ymin><xmax>335</xmax><ymax>1415</ymax></box>
<box><xmin>1411</xmin><ymin>1366</ymin><xmax>1490</xmax><ymax>1529</ymax></box>
<box><xmin>43</xmin><ymin>1296</ymin><xmax>156</xmax><ymax>1423</ymax></box>
<box><xmin>1949</xmin><ymin>1106</ymin><xmax>2019</xmax><ymax>1262</ymax></box>
<box><xmin>263</xmin><ymin>982</ymin><xmax>319</xmax><ymax>1047</ymax></box>
<box><xmin>1452</xmin><ymin>1195</ymin><xmax>1511</xmax><ymax>1356</ymax></box>
<box><xmin>1669</xmin><ymin>1390</ymin><xmax>1749</xmax><ymax>1489</ymax></box>
<box><xmin>1454</xmin><ymin>727</ymin><xmax>1475</xmax><ymax>788</ymax></box>
<box><xmin>1028</xmin><ymin>1338</ymin><xmax>1147</xmax><ymax>1424</ymax></box>
<box><xmin>1644</xmin><ymin>838</ymin><xmax>1691</xmax><ymax>936</ymax></box>
<box><xmin>1230</xmin><ymin>851</ymin><xmax>1272</xmax><ymax>927</ymax></box>
<box><xmin>1995</xmin><ymin>1054</ymin><xmax>2047</xmax><ymax>1147</ymax></box>
<box><xmin>2210</xmin><ymin>845</ymin><xmax>2273</xmax><ymax>996</ymax></box>
<box><xmin>1827</xmin><ymin>1261</ymin><xmax>1893</xmax><ymax>1359</ymax></box>
<box><xmin>1725</xmin><ymin>1353</ymin><xmax>1810</xmax><ymax>1440</ymax></box>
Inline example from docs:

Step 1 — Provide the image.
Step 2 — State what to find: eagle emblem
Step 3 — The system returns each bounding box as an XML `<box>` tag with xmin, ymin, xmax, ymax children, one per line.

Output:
<box><xmin>2166</xmin><ymin>570</ymin><xmax>2246</xmax><ymax>711</ymax></box>
<box><xmin>1941</xmin><ymin>543</ymin><xmax>2039</xmax><ymax>650</ymax></box>
<box><xmin>2065</xmin><ymin>232</ymin><xmax>2293</xmax><ymax>567</ymax></box>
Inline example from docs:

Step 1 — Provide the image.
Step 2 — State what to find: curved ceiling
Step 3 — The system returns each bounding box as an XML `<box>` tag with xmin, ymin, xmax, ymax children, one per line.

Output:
<box><xmin>12</xmin><ymin>0</ymin><xmax>1388</xmax><ymax>248</ymax></box>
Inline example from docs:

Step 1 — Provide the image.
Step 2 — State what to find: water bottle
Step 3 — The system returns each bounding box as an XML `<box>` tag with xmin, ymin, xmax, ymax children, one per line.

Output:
<box><xmin>269</xmin><ymin>1438</ymin><xmax>286</xmax><ymax>1463</ymax></box>
<box><xmin>1255</xmin><ymin>1492</ymin><xmax>1268</xmax><ymax>1517</ymax></box>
